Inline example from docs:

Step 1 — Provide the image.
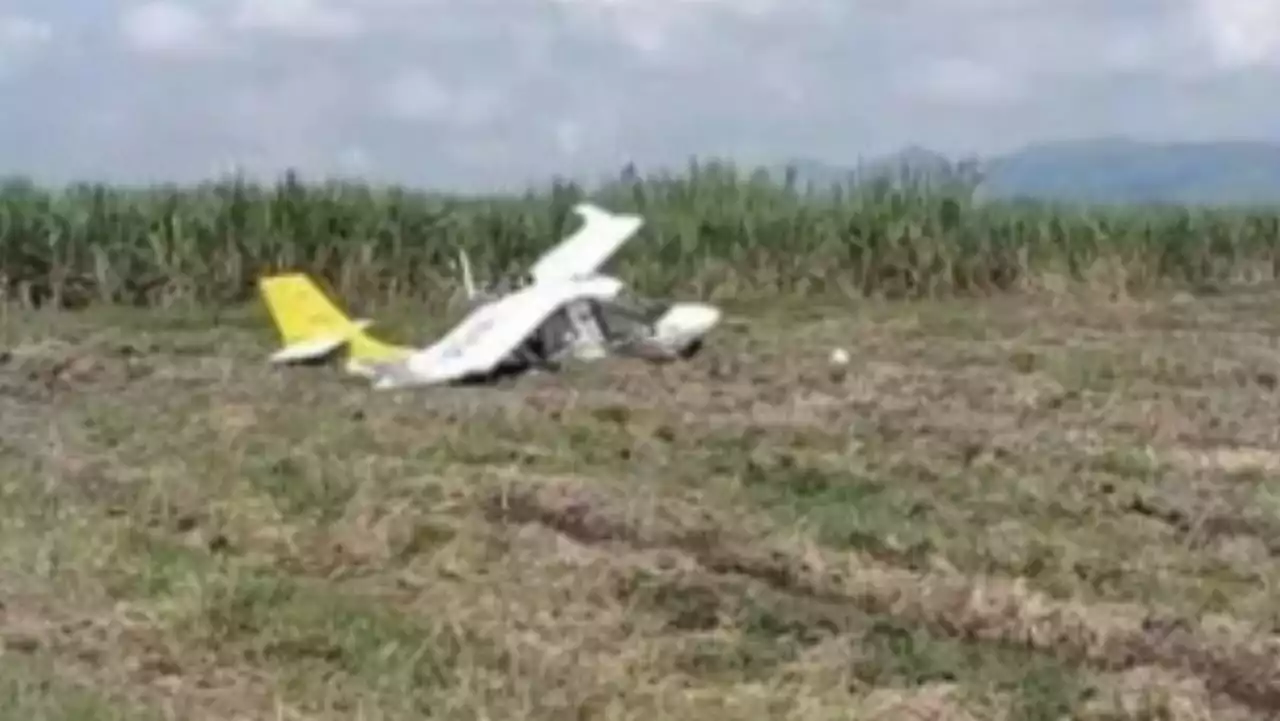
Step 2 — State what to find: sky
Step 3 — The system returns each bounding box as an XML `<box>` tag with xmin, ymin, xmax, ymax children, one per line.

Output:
<box><xmin>1</xmin><ymin>0</ymin><xmax>1279</xmax><ymax>189</ymax></box>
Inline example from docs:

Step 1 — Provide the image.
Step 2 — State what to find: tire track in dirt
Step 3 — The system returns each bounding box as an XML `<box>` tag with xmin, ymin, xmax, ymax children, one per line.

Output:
<box><xmin>483</xmin><ymin>479</ymin><xmax>1280</xmax><ymax>714</ymax></box>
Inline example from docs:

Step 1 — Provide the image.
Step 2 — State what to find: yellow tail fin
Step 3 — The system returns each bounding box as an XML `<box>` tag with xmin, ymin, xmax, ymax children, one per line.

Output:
<box><xmin>258</xmin><ymin>273</ymin><xmax>353</xmax><ymax>345</ymax></box>
<box><xmin>257</xmin><ymin>273</ymin><xmax>409</xmax><ymax>363</ymax></box>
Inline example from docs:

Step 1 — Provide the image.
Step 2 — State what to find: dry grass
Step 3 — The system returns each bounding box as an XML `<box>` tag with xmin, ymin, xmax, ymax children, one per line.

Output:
<box><xmin>3</xmin><ymin>285</ymin><xmax>1280</xmax><ymax>720</ymax></box>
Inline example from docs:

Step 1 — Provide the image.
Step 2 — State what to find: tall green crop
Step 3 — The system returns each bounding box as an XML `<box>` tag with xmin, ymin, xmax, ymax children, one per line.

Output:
<box><xmin>0</xmin><ymin>162</ymin><xmax>1277</xmax><ymax>309</ymax></box>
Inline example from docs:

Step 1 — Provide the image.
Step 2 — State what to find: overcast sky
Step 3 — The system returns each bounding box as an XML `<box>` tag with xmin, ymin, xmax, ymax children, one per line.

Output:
<box><xmin>1</xmin><ymin>0</ymin><xmax>1278</xmax><ymax>189</ymax></box>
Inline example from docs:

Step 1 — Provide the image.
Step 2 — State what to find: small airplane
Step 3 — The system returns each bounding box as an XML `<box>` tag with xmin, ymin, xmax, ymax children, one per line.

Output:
<box><xmin>257</xmin><ymin>203</ymin><xmax>721</xmax><ymax>390</ymax></box>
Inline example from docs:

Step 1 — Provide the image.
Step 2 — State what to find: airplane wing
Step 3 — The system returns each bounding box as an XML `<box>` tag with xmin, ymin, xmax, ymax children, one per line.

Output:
<box><xmin>528</xmin><ymin>203</ymin><xmax>643</xmax><ymax>285</ymax></box>
<box><xmin>370</xmin><ymin>277</ymin><xmax>623</xmax><ymax>390</ymax></box>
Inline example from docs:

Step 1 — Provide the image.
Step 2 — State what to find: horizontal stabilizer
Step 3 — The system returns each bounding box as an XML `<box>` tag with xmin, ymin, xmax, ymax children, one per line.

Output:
<box><xmin>268</xmin><ymin>336</ymin><xmax>348</xmax><ymax>364</ymax></box>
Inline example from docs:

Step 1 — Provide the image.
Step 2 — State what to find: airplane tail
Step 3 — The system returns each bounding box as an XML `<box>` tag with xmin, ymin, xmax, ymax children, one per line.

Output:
<box><xmin>257</xmin><ymin>273</ymin><xmax>409</xmax><ymax>365</ymax></box>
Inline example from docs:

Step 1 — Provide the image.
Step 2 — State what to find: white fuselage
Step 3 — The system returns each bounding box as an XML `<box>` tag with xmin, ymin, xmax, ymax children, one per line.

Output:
<box><xmin>550</xmin><ymin>288</ymin><xmax>722</xmax><ymax>362</ymax></box>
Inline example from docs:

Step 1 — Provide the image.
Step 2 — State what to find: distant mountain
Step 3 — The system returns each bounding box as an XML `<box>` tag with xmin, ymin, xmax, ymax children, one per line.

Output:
<box><xmin>980</xmin><ymin>138</ymin><xmax>1280</xmax><ymax>206</ymax></box>
<box><xmin>785</xmin><ymin>138</ymin><xmax>1280</xmax><ymax>206</ymax></box>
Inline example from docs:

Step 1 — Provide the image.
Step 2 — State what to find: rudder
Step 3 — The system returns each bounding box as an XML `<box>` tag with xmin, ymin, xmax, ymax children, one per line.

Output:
<box><xmin>258</xmin><ymin>273</ymin><xmax>358</xmax><ymax>345</ymax></box>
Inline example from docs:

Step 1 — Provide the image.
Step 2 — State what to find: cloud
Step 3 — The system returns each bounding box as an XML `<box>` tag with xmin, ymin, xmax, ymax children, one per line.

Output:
<box><xmin>545</xmin><ymin>0</ymin><xmax>789</xmax><ymax>59</ymax></box>
<box><xmin>0</xmin><ymin>14</ymin><xmax>51</xmax><ymax>74</ymax></box>
<box><xmin>0</xmin><ymin>14</ymin><xmax>50</xmax><ymax>48</ymax></box>
<box><xmin>118</xmin><ymin>2</ymin><xmax>221</xmax><ymax>57</ymax></box>
<box><xmin>907</xmin><ymin>58</ymin><xmax>1021</xmax><ymax>105</ymax></box>
<box><xmin>229</xmin><ymin>0</ymin><xmax>364</xmax><ymax>40</ymax></box>
<box><xmin>118</xmin><ymin>0</ymin><xmax>362</xmax><ymax>58</ymax></box>
<box><xmin>379</xmin><ymin>68</ymin><xmax>455</xmax><ymax>121</ymax></box>
<box><xmin>378</xmin><ymin>68</ymin><xmax>505</xmax><ymax>125</ymax></box>
<box><xmin>3</xmin><ymin>0</ymin><xmax>1279</xmax><ymax>187</ymax></box>
<box><xmin>1192</xmin><ymin>0</ymin><xmax>1280</xmax><ymax>68</ymax></box>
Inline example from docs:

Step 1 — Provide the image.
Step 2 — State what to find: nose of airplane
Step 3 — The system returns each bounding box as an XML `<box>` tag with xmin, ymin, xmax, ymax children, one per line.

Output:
<box><xmin>652</xmin><ymin>302</ymin><xmax>721</xmax><ymax>351</ymax></box>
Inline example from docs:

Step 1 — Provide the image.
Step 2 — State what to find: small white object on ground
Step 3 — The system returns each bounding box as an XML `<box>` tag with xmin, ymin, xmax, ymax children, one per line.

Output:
<box><xmin>829</xmin><ymin>347</ymin><xmax>849</xmax><ymax>365</ymax></box>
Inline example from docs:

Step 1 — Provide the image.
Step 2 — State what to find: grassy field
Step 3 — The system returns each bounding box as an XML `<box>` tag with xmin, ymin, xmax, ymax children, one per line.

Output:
<box><xmin>3</xmin><ymin>279</ymin><xmax>1280</xmax><ymax>720</ymax></box>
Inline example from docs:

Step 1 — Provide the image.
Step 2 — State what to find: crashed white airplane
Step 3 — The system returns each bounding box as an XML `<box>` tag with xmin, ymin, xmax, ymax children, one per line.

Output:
<box><xmin>257</xmin><ymin>203</ymin><xmax>722</xmax><ymax>390</ymax></box>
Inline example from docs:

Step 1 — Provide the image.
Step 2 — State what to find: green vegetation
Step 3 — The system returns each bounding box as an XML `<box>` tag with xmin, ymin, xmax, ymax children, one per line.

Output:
<box><xmin>2</xmin><ymin>161</ymin><xmax>1279</xmax><ymax>310</ymax></box>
